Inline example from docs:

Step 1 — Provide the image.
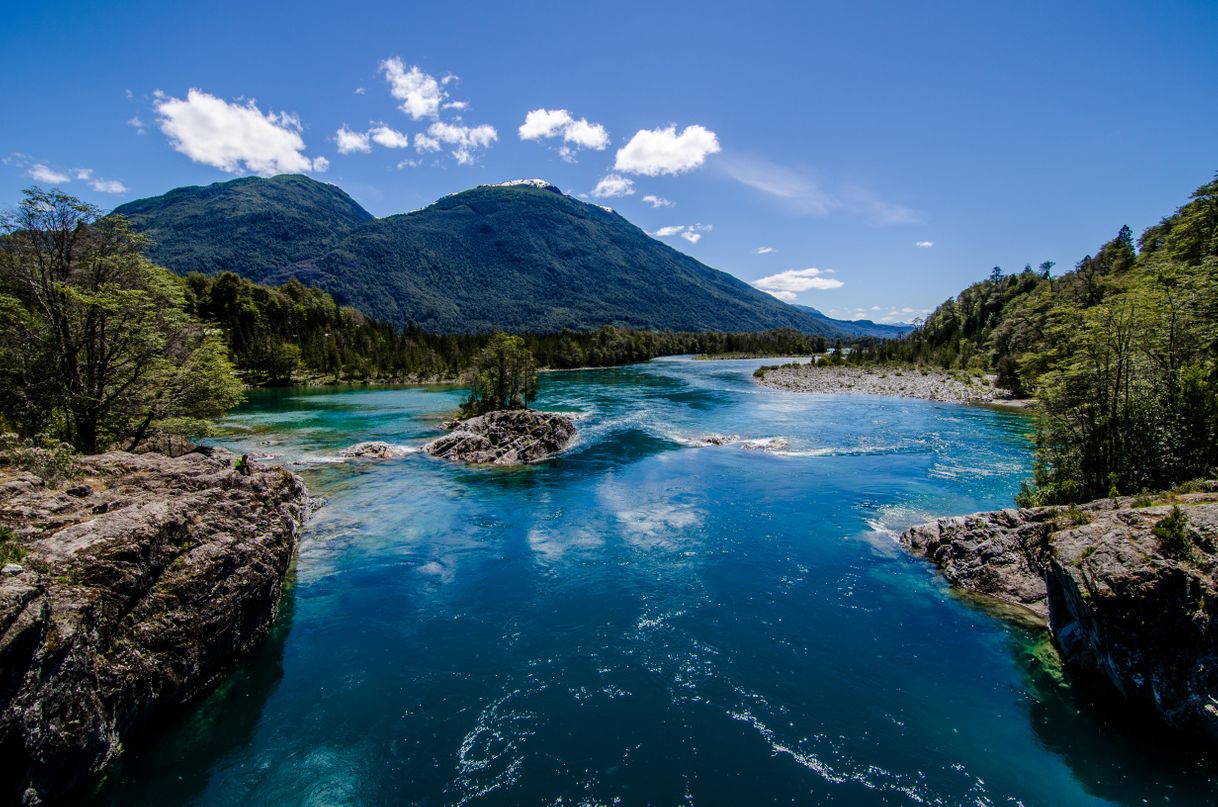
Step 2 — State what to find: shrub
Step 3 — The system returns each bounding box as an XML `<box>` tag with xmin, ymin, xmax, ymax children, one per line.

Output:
<box><xmin>1153</xmin><ymin>506</ymin><xmax>1194</xmax><ymax>561</ymax></box>
<box><xmin>0</xmin><ymin>433</ymin><xmax>77</xmax><ymax>487</ymax></box>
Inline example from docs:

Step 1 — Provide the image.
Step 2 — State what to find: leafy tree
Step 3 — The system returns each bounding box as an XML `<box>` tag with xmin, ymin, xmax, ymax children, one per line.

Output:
<box><xmin>0</xmin><ymin>188</ymin><xmax>243</xmax><ymax>453</ymax></box>
<box><xmin>461</xmin><ymin>333</ymin><xmax>539</xmax><ymax>416</ymax></box>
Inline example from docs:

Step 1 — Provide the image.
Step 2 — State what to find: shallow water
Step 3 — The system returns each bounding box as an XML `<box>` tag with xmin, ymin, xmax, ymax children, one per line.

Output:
<box><xmin>99</xmin><ymin>357</ymin><xmax>1216</xmax><ymax>805</ymax></box>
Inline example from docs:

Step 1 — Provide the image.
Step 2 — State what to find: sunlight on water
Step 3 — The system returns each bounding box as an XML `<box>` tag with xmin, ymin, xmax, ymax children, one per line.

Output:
<box><xmin>97</xmin><ymin>358</ymin><xmax>1218</xmax><ymax>805</ymax></box>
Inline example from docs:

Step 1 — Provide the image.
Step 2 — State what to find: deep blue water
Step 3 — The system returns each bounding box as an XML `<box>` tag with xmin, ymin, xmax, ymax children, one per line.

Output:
<box><xmin>99</xmin><ymin>358</ymin><xmax>1216</xmax><ymax>805</ymax></box>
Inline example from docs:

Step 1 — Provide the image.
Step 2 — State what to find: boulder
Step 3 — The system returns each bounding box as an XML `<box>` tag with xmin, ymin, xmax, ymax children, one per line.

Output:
<box><xmin>901</xmin><ymin>490</ymin><xmax>1218</xmax><ymax>742</ymax></box>
<box><xmin>0</xmin><ymin>448</ymin><xmax>308</xmax><ymax>804</ymax></box>
<box><xmin>424</xmin><ymin>409</ymin><xmax>576</xmax><ymax>465</ymax></box>
<box><xmin>339</xmin><ymin>441</ymin><xmax>412</xmax><ymax>459</ymax></box>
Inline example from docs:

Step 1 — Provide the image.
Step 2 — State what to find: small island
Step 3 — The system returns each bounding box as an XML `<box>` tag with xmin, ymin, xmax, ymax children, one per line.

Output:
<box><xmin>422</xmin><ymin>334</ymin><xmax>578</xmax><ymax>465</ymax></box>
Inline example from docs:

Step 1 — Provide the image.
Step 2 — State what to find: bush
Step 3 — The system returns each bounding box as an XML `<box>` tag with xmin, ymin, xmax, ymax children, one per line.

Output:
<box><xmin>1153</xmin><ymin>506</ymin><xmax>1195</xmax><ymax>561</ymax></box>
<box><xmin>0</xmin><ymin>526</ymin><xmax>26</xmax><ymax>565</ymax></box>
<box><xmin>0</xmin><ymin>433</ymin><xmax>77</xmax><ymax>487</ymax></box>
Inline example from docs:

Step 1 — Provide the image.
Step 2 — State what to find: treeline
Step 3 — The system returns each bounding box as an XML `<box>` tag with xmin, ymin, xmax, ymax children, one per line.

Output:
<box><xmin>851</xmin><ymin>172</ymin><xmax>1218</xmax><ymax>505</ymax></box>
<box><xmin>183</xmin><ymin>271</ymin><xmax>828</xmax><ymax>383</ymax></box>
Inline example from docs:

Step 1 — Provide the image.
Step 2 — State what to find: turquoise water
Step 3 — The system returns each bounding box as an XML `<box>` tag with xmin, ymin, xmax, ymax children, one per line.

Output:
<box><xmin>99</xmin><ymin>358</ymin><xmax>1215</xmax><ymax>805</ymax></box>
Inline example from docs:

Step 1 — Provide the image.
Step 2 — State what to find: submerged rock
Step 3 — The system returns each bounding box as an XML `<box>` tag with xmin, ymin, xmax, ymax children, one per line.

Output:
<box><xmin>424</xmin><ymin>409</ymin><xmax>576</xmax><ymax>465</ymax></box>
<box><xmin>901</xmin><ymin>489</ymin><xmax>1218</xmax><ymax>742</ymax></box>
<box><xmin>339</xmin><ymin>441</ymin><xmax>413</xmax><ymax>459</ymax></box>
<box><xmin>0</xmin><ymin>448</ymin><xmax>308</xmax><ymax>804</ymax></box>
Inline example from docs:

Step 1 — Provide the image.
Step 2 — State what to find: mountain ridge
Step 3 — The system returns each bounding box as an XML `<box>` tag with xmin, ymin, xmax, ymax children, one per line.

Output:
<box><xmin>115</xmin><ymin>174</ymin><xmax>908</xmax><ymax>339</ymax></box>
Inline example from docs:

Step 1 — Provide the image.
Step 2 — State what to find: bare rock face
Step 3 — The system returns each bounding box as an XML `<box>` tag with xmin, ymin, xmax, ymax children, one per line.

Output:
<box><xmin>0</xmin><ymin>449</ymin><xmax>308</xmax><ymax>804</ymax></box>
<box><xmin>901</xmin><ymin>490</ymin><xmax>1218</xmax><ymax>742</ymax></box>
<box><xmin>424</xmin><ymin>410</ymin><xmax>576</xmax><ymax>465</ymax></box>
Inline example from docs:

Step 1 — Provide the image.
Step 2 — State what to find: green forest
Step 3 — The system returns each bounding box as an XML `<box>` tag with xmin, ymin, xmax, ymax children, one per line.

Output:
<box><xmin>848</xmin><ymin>171</ymin><xmax>1218</xmax><ymax>505</ymax></box>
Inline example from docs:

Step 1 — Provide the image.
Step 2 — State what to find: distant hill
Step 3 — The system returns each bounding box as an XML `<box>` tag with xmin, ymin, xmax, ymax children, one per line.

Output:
<box><xmin>113</xmin><ymin>174</ymin><xmax>374</xmax><ymax>277</ymax></box>
<box><xmin>114</xmin><ymin>175</ymin><xmax>904</xmax><ymax>339</ymax></box>
<box><xmin>794</xmin><ymin>306</ymin><xmax>914</xmax><ymax>339</ymax></box>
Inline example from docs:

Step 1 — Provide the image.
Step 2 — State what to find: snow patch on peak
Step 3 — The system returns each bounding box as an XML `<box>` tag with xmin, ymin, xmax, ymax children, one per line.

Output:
<box><xmin>487</xmin><ymin>179</ymin><xmax>561</xmax><ymax>193</ymax></box>
<box><xmin>595</xmin><ymin>204</ymin><xmax>614</xmax><ymax>213</ymax></box>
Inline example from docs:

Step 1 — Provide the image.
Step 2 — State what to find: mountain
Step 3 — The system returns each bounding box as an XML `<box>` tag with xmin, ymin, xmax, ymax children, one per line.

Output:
<box><xmin>112</xmin><ymin>174</ymin><xmax>374</xmax><ymax>277</ymax></box>
<box><xmin>794</xmin><ymin>306</ymin><xmax>914</xmax><ymax>339</ymax></box>
<box><xmin>114</xmin><ymin>175</ymin><xmax>899</xmax><ymax>338</ymax></box>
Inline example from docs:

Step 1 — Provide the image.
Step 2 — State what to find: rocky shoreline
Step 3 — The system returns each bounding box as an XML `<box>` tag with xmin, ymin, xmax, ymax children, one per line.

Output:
<box><xmin>0</xmin><ymin>448</ymin><xmax>309</xmax><ymax>804</ymax></box>
<box><xmin>756</xmin><ymin>363</ymin><xmax>1014</xmax><ymax>404</ymax></box>
<box><xmin>901</xmin><ymin>486</ymin><xmax>1218</xmax><ymax>742</ymax></box>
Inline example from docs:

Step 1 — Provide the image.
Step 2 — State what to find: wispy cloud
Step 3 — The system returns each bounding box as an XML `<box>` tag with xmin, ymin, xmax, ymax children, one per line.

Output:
<box><xmin>717</xmin><ymin>154</ymin><xmax>920</xmax><ymax>225</ymax></box>
<box><xmin>653</xmin><ymin>223</ymin><xmax>712</xmax><ymax>244</ymax></box>
<box><xmin>755</xmin><ymin>246</ymin><xmax>776</xmax><ymax>254</ymax></box>
<box><xmin>641</xmin><ymin>194</ymin><xmax>674</xmax><ymax>208</ymax></box>
<box><xmin>827</xmin><ymin>305</ymin><xmax>930</xmax><ymax>324</ymax></box>
<box><xmin>590</xmin><ymin>173</ymin><xmax>635</xmax><ymax>198</ymax></box>
<box><xmin>28</xmin><ymin>163</ymin><xmax>70</xmax><ymax>184</ymax></box>
<box><xmin>915</xmin><ymin>240</ymin><xmax>934</xmax><ymax>248</ymax></box>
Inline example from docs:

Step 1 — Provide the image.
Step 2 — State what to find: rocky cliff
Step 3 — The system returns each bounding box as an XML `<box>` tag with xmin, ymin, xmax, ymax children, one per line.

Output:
<box><xmin>424</xmin><ymin>410</ymin><xmax>577</xmax><ymax>465</ymax></box>
<box><xmin>0</xmin><ymin>448</ymin><xmax>308</xmax><ymax>804</ymax></box>
<box><xmin>902</xmin><ymin>488</ymin><xmax>1218</xmax><ymax>742</ymax></box>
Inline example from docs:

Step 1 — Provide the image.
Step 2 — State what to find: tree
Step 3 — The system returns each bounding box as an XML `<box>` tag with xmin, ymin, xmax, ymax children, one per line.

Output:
<box><xmin>0</xmin><ymin>188</ymin><xmax>244</xmax><ymax>453</ymax></box>
<box><xmin>461</xmin><ymin>332</ymin><xmax>539</xmax><ymax>416</ymax></box>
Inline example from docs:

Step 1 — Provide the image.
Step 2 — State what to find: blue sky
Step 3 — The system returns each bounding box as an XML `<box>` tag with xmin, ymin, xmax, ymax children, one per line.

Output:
<box><xmin>3</xmin><ymin>0</ymin><xmax>1216</xmax><ymax>323</ymax></box>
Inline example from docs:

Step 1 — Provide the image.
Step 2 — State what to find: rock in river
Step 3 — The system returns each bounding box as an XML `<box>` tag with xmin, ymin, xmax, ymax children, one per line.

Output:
<box><xmin>0</xmin><ymin>448</ymin><xmax>308</xmax><ymax>804</ymax></box>
<box><xmin>901</xmin><ymin>488</ymin><xmax>1218</xmax><ymax>743</ymax></box>
<box><xmin>339</xmin><ymin>441</ymin><xmax>413</xmax><ymax>459</ymax></box>
<box><xmin>424</xmin><ymin>409</ymin><xmax>577</xmax><ymax>465</ymax></box>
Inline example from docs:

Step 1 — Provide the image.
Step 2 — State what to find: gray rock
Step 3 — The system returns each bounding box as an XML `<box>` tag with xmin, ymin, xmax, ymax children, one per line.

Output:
<box><xmin>0</xmin><ymin>448</ymin><xmax>308</xmax><ymax>804</ymax></box>
<box><xmin>424</xmin><ymin>409</ymin><xmax>576</xmax><ymax>465</ymax></box>
<box><xmin>339</xmin><ymin>441</ymin><xmax>412</xmax><ymax>459</ymax></box>
<box><xmin>901</xmin><ymin>490</ymin><xmax>1218</xmax><ymax>743</ymax></box>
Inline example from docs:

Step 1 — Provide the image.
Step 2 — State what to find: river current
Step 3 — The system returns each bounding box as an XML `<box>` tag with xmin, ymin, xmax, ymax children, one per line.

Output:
<box><xmin>98</xmin><ymin>358</ymin><xmax>1215</xmax><ymax>805</ymax></box>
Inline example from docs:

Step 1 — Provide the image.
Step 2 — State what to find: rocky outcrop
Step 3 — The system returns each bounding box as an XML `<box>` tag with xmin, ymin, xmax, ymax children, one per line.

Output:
<box><xmin>339</xmin><ymin>441</ymin><xmax>413</xmax><ymax>459</ymax></box>
<box><xmin>0</xmin><ymin>448</ymin><xmax>308</xmax><ymax>804</ymax></box>
<box><xmin>901</xmin><ymin>489</ymin><xmax>1218</xmax><ymax>742</ymax></box>
<box><xmin>424</xmin><ymin>410</ymin><xmax>576</xmax><ymax>465</ymax></box>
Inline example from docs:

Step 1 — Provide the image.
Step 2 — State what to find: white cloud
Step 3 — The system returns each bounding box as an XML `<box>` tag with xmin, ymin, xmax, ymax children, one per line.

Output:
<box><xmin>90</xmin><ymin>178</ymin><xmax>128</xmax><ymax>193</ymax></box>
<box><xmin>127</xmin><ymin>116</ymin><xmax>147</xmax><ymax>135</ymax></box>
<box><xmin>614</xmin><ymin>124</ymin><xmax>720</xmax><ymax>176</ymax></box>
<box><xmin>414</xmin><ymin>133</ymin><xmax>441</xmax><ymax>153</ymax></box>
<box><xmin>442</xmin><ymin>100</ymin><xmax>468</xmax><ymax>111</ymax></box>
<box><xmin>335</xmin><ymin>125</ymin><xmax>372</xmax><ymax>154</ymax></box>
<box><xmin>354</xmin><ymin>87</ymin><xmax>367</xmax><ymax>95</ymax></box>
<box><xmin>755</xmin><ymin>246</ymin><xmax>776</xmax><ymax>254</ymax></box>
<box><xmin>753</xmin><ymin>268</ymin><xmax>844</xmax><ymax>297</ymax></box>
<box><xmin>155</xmin><ymin>89</ymin><xmax>326</xmax><ymax>175</ymax></box>
<box><xmin>369</xmin><ymin>124</ymin><xmax>410</xmax><ymax>148</ymax></box>
<box><xmin>381</xmin><ymin>57</ymin><xmax>445</xmax><ymax>120</ymax></box>
<box><xmin>396</xmin><ymin>158</ymin><xmax>419</xmax><ymax>169</ymax></box>
<box><xmin>312</xmin><ymin>156</ymin><xmax>330</xmax><ymax>172</ymax></box>
<box><xmin>425</xmin><ymin>121</ymin><xmax>497</xmax><ymax>164</ymax></box>
<box><xmin>767</xmin><ymin>290</ymin><xmax>798</xmax><ymax>302</ymax></box>
<box><xmin>590</xmin><ymin>173</ymin><xmax>635</xmax><ymax>198</ymax></box>
<box><xmin>28</xmin><ymin>164</ymin><xmax>70</xmax><ymax>184</ymax></box>
<box><xmin>718</xmin><ymin>154</ymin><xmax>919</xmax><ymax>225</ymax></box>
<box><xmin>828</xmin><ymin>305</ymin><xmax>930</xmax><ymax>324</ymax></box>
<box><xmin>915</xmin><ymin>240</ymin><xmax>934</xmax><ymax>248</ymax></box>
<box><xmin>641</xmin><ymin>194</ymin><xmax>674</xmax><ymax>208</ymax></box>
<box><xmin>74</xmin><ymin>168</ymin><xmax>93</xmax><ymax>180</ymax></box>
<box><xmin>653</xmin><ymin>223</ymin><xmax>712</xmax><ymax>244</ymax></box>
<box><xmin>519</xmin><ymin>108</ymin><xmax>609</xmax><ymax>162</ymax></box>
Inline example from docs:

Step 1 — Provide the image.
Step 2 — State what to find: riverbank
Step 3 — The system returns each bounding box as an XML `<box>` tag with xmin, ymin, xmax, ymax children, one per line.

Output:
<box><xmin>754</xmin><ymin>362</ymin><xmax>1018</xmax><ymax>404</ymax></box>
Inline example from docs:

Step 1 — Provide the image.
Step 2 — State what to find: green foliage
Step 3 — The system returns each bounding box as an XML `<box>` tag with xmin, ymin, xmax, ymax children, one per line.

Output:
<box><xmin>111</xmin><ymin>174</ymin><xmax>374</xmax><ymax>280</ymax></box>
<box><xmin>0</xmin><ymin>189</ymin><xmax>245</xmax><ymax>453</ymax></box>
<box><xmin>114</xmin><ymin>176</ymin><xmax>880</xmax><ymax>339</ymax></box>
<box><xmin>1153</xmin><ymin>506</ymin><xmax>1195</xmax><ymax>561</ymax></box>
<box><xmin>854</xmin><ymin>170</ymin><xmax>1218</xmax><ymax>506</ymax></box>
<box><xmin>0</xmin><ymin>433</ymin><xmax>76</xmax><ymax>487</ymax></box>
<box><xmin>461</xmin><ymin>333</ymin><xmax>539</xmax><ymax>416</ymax></box>
<box><xmin>0</xmin><ymin>528</ymin><xmax>26</xmax><ymax>565</ymax></box>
